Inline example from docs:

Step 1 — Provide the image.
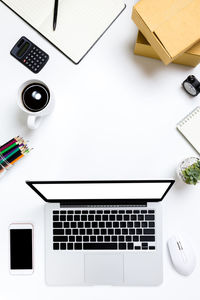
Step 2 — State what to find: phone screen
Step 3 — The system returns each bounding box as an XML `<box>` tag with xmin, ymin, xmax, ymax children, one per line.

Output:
<box><xmin>10</xmin><ymin>229</ymin><xmax>32</xmax><ymax>270</ymax></box>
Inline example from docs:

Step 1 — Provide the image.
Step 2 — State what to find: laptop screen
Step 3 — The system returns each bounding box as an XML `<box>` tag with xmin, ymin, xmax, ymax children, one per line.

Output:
<box><xmin>26</xmin><ymin>180</ymin><xmax>174</xmax><ymax>204</ymax></box>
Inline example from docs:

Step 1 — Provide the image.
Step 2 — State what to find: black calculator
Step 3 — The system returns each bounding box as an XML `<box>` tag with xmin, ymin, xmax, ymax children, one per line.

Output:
<box><xmin>10</xmin><ymin>36</ymin><xmax>49</xmax><ymax>73</ymax></box>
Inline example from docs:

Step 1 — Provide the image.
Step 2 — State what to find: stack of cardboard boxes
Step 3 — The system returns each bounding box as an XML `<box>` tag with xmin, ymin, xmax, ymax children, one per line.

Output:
<box><xmin>132</xmin><ymin>0</ymin><xmax>200</xmax><ymax>67</ymax></box>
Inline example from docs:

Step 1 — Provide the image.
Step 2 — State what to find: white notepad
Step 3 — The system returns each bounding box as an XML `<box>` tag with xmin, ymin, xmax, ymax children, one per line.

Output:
<box><xmin>2</xmin><ymin>0</ymin><xmax>125</xmax><ymax>64</ymax></box>
<box><xmin>177</xmin><ymin>106</ymin><xmax>200</xmax><ymax>154</ymax></box>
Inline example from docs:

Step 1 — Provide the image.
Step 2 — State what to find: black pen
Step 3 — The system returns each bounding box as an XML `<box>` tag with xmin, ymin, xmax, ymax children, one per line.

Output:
<box><xmin>53</xmin><ymin>0</ymin><xmax>59</xmax><ymax>31</ymax></box>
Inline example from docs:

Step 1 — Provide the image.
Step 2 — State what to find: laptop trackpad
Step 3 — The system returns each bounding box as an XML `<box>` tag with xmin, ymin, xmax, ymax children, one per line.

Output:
<box><xmin>84</xmin><ymin>254</ymin><xmax>123</xmax><ymax>285</ymax></box>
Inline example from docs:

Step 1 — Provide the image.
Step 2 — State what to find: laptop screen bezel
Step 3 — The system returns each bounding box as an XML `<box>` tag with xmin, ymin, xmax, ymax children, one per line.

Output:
<box><xmin>26</xmin><ymin>180</ymin><xmax>175</xmax><ymax>205</ymax></box>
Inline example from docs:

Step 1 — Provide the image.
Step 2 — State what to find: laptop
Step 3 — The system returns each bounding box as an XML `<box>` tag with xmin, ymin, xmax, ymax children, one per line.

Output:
<box><xmin>26</xmin><ymin>180</ymin><xmax>174</xmax><ymax>286</ymax></box>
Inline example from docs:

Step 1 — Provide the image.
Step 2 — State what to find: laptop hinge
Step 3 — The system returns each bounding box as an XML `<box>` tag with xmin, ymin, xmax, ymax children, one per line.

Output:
<box><xmin>60</xmin><ymin>203</ymin><xmax>147</xmax><ymax>208</ymax></box>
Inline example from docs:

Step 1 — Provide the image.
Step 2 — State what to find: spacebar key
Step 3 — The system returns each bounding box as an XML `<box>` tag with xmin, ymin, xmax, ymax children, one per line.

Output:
<box><xmin>84</xmin><ymin>243</ymin><xmax>117</xmax><ymax>250</ymax></box>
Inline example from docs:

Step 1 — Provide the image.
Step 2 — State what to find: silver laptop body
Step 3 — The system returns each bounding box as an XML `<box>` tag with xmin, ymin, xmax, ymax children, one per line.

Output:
<box><xmin>26</xmin><ymin>180</ymin><xmax>174</xmax><ymax>286</ymax></box>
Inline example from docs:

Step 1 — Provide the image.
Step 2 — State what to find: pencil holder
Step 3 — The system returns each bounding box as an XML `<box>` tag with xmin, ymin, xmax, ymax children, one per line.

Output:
<box><xmin>0</xmin><ymin>154</ymin><xmax>12</xmax><ymax>178</ymax></box>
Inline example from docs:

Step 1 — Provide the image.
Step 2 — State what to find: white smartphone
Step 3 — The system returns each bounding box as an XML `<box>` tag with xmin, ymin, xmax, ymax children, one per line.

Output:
<box><xmin>9</xmin><ymin>223</ymin><xmax>33</xmax><ymax>275</ymax></box>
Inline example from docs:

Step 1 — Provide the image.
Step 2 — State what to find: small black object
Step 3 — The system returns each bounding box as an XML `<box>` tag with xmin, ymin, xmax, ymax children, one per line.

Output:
<box><xmin>10</xmin><ymin>36</ymin><xmax>49</xmax><ymax>73</ymax></box>
<box><xmin>182</xmin><ymin>75</ymin><xmax>200</xmax><ymax>97</ymax></box>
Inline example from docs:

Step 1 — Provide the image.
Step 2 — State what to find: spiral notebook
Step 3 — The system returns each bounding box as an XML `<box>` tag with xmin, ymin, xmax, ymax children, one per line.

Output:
<box><xmin>177</xmin><ymin>107</ymin><xmax>200</xmax><ymax>154</ymax></box>
<box><xmin>1</xmin><ymin>0</ymin><xmax>125</xmax><ymax>64</ymax></box>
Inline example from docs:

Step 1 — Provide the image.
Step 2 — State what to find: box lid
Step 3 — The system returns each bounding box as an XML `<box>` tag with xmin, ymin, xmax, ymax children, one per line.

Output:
<box><xmin>132</xmin><ymin>0</ymin><xmax>200</xmax><ymax>64</ymax></box>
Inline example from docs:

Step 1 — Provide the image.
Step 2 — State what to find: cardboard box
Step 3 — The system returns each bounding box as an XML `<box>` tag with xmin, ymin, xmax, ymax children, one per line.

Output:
<box><xmin>132</xmin><ymin>0</ymin><xmax>200</xmax><ymax>65</ymax></box>
<box><xmin>134</xmin><ymin>31</ymin><xmax>200</xmax><ymax>67</ymax></box>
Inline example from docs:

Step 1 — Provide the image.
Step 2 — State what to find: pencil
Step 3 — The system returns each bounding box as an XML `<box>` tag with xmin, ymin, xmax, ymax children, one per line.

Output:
<box><xmin>53</xmin><ymin>0</ymin><xmax>59</xmax><ymax>31</ymax></box>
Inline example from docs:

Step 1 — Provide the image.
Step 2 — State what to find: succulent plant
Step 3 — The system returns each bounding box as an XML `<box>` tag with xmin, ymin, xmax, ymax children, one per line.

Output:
<box><xmin>182</xmin><ymin>160</ymin><xmax>200</xmax><ymax>185</ymax></box>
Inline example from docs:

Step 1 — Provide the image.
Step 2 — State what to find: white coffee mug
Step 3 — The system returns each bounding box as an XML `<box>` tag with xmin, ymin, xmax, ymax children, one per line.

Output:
<box><xmin>18</xmin><ymin>79</ymin><xmax>55</xmax><ymax>130</ymax></box>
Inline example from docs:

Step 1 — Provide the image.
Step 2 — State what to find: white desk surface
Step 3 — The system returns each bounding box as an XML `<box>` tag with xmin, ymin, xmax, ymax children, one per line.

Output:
<box><xmin>0</xmin><ymin>0</ymin><xmax>200</xmax><ymax>299</ymax></box>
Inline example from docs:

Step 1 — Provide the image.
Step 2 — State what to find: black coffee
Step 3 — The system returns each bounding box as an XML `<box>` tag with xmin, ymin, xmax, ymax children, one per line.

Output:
<box><xmin>22</xmin><ymin>83</ymin><xmax>50</xmax><ymax>112</ymax></box>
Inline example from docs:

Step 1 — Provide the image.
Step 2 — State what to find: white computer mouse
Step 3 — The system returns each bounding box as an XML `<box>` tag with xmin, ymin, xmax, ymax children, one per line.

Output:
<box><xmin>167</xmin><ymin>235</ymin><xmax>196</xmax><ymax>276</ymax></box>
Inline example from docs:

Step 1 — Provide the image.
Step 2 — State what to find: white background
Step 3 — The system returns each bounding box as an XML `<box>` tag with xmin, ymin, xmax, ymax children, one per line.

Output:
<box><xmin>0</xmin><ymin>0</ymin><xmax>200</xmax><ymax>299</ymax></box>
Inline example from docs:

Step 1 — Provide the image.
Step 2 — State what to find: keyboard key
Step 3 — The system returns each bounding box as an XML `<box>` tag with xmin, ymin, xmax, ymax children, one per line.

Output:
<box><xmin>68</xmin><ymin>211</ymin><xmax>74</xmax><ymax>214</ymax></box>
<box><xmin>126</xmin><ymin>236</ymin><xmax>131</xmax><ymax>242</ymax></box>
<box><xmin>99</xmin><ymin>222</ymin><xmax>105</xmax><ymax>228</ymax></box>
<box><xmin>142</xmin><ymin>243</ymin><xmax>148</xmax><ymax>247</ymax></box>
<box><xmin>104</xmin><ymin>236</ymin><xmax>110</xmax><ymax>242</ymax></box>
<box><xmin>92</xmin><ymin>222</ymin><xmax>98</xmax><ymax>228</ymax></box>
<box><xmin>89</xmin><ymin>210</ymin><xmax>95</xmax><ymax>214</ymax></box>
<box><xmin>120</xmin><ymin>222</ymin><xmax>126</xmax><ymax>228</ymax></box>
<box><xmin>126</xmin><ymin>210</ymin><xmax>132</xmax><ymax>214</ymax></box>
<box><xmin>67</xmin><ymin>243</ymin><xmax>73</xmax><ymax>250</ymax></box>
<box><xmin>135</xmin><ymin>246</ymin><xmax>141</xmax><ymax>250</ymax></box>
<box><xmin>102</xmin><ymin>215</ymin><xmax>108</xmax><ymax>221</ymax></box>
<box><xmin>60</xmin><ymin>210</ymin><xmax>66</xmax><ymax>214</ymax></box>
<box><xmin>143</xmin><ymin>229</ymin><xmax>155</xmax><ymax>235</ymax></box>
<box><xmin>149</xmin><ymin>222</ymin><xmax>155</xmax><ymax>227</ymax></box>
<box><xmin>97</xmin><ymin>236</ymin><xmax>103</xmax><ymax>242</ymax></box>
<box><xmin>53</xmin><ymin>222</ymin><xmax>62</xmax><ymax>228</ymax></box>
<box><xmin>128</xmin><ymin>243</ymin><xmax>133</xmax><ymax>250</ymax></box>
<box><xmin>90</xmin><ymin>236</ymin><xmax>96</xmax><ymax>242</ymax></box>
<box><xmin>88</xmin><ymin>215</ymin><xmax>94</xmax><ymax>221</ymax></box>
<box><xmin>141</xmin><ymin>210</ymin><xmax>147</xmax><ymax>214</ymax></box>
<box><xmin>82</xmin><ymin>210</ymin><xmax>88</xmax><ymax>214</ymax></box>
<box><xmin>94</xmin><ymin>229</ymin><xmax>99</xmax><ymax>235</ymax></box>
<box><xmin>140</xmin><ymin>236</ymin><xmax>155</xmax><ymax>242</ymax></box>
<box><xmin>73</xmin><ymin>229</ymin><xmax>78</xmax><ymax>235</ymax></box>
<box><xmin>60</xmin><ymin>215</ymin><xmax>66</xmax><ymax>221</ymax></box>
<box><xmin>81</xmin><ymin>215</ymin><xmax>87</xmax><ymax>221</ymax></box>
<box><xmin>85</xmin><ymin>222</ymin><xmax>90</xmax><ymax>228</ymax></box>
<box><xmin>127</xmin><ymin>222</ymin><xmax>133</xmax><ymax>227</ymax></box>
<box><xmin>148</xmin><ymin>210</ymin><xmax>155</xmax><ymax>214</ymax></box>
<box><xmin>136</xmin><ymin>229</ymin><xmax>142</xmax><ymax>235</ymax></box>
<box><xmin>115</xmin><ymin>229</ymin><xmax>121</xmax><ymax>235</ymax></box>
<box><xmin>145</xmin><ymin>215</ymin><xmax>155</xmax><ymax>221</ymax></box>
<box><xmin>133</xmin><ymin>210</ymin><xmax>139</xmax><ymax>214</ymax></box>
<box><xmin>53</xmin><ymin>236</ymin><xmax>68</xmax><ymax>242</ymax></box>
<box><xmin>119</xmin><ymin>236</ymin><xmax>125</xmax><ymax>242</ymax></box>
<box><xmin>109</xmin><ymin>215</ymin><xmax>115</xmax><ymax>221</ymax></box>
<box><xmin>106</xmin><ymin>222</ymin><xmax>112</xmax><ymax>228</ymax></box>
<box><xmin>64</xmin><ymin>222</ymin><xmax>69</xmax><ymax>228</ymax></box>
<box><xmin>87</xmin><ymin>229</ymin><xmax>92</xmax><ymax>235</ymax></box>
<box><xmin>104</xmin><ymin>210</ymin><xmax>110</xmax><ymax>214</ymax></box>
<box><xmin>101</xmin><ymin>229</ymin><xmax>106</xmax><ymax>235</ymax></box>
<box><xmin>111</xmin><ymin>210</ymin><xmax>117</xmax><ymax>214</ymax></box>
<box><xmin>67</xmin><ymin>215</ymin><xmax>73</xmax><ymax>221</ymax></box>
<box><xmin>95</xmin><ymin>215</ymin><xmax>101</xmax><ymax>221</ymax></box>
<box><xmin>83</xmin><ymin>236</ymin><xmax>89</xmax><ymax>242</ymax></box>
<box><xmin>74</xmin><ymin>215</ymin><xmax>80</xmax><ymax>221</ymax></box>
<box><xmin>75</xmin><ymin>243</ymin><xmax>82</xmax><ymax>250</ymax></box>
<box><xmin>65</xmin><ymin>229</ymin><xmax>71</xmax><ymax>235</ymax></box>
<box><xmin>111</xmin><ymin>236</ymin><xmax>117</xmax><ymax>242</ymax></box>
<box><xmin>78</xmin><ymin>222</ymin><xmax>84</xmax><ymax>228</ymax></box>
<box><xmin>71</xmin><ymin>222</ymin><xmax>76</xmax><ymax>228</ymax></box>
<box><xmin>119</xmin><ymin>210</ymin><xmax>125</xmax><ymax>214</ymax></box>
<box><xmin>61</xmin><ymin>243</ymin><xmax>66</xmax><ymax>250</ymax></box>
<box><xmin>53</xmin><ymin>215</ymin><xmax>59</xmax><ymax>221</ymax></box>
<box><xmin>76</xmin><ymin>236</ymin><xmax>82</xmax><ymax>242</ymax></box>
<box><xmin>53</xmin><ymin>229</ymin><xmax>64</xmax><ymax>235</ymax></box>
<box><xmin>119</xmin><ymin>243</ymin><xmax>126</xmax><ymax>250</ymax></box>
<box><xmin>129</xmin><ymin>229</ymin><xmax>135</xmax><ymax>235</ymax></box>
<box><xmin>108</xmin><ymin>229</ymin><xmax>114</xmax><ymax>235</ymax></box>
<box><xmin>53</xmin><ymin>243</ymin><xmax>59</xmax><ymax>250</ymax></box>
<box><xmin>80</xmin><ymin>229</ymin><xmax>85</xmax><ymax>235</ymax></box>
<box><xmin>113</xmin><ymin>222</ymin><xmax>119</xmax><ymax>228</ymax></box>
<box><xmin>84</xmin><ymin>243</ymin><xmax>117</xmax><ymax>250</ymax></box>
<box><xmin>117</xmin><ymin>215</ymin><xmax>122</xmax><ymax>221</ymax></box>
<box><xmin>149</xmin><ymin>246</ymin><xmax>155</xmax><ymax>250</ymax></box>
<box><xmin>131</xmin><ymin>215</ymin><xmax>137</xmax><ymax>221</ymax></box>
<box><xmin>124</xmin><ymin>215</ymin><xmax>129</xmax><ymax>221</ymax></box>
<box><xmin>134</xmin><ymin>222</ymin><xmax>140</xmax><ymax>227</ymax></box>
<box><xmin>75</xmin><ymin>210</ymin><xmax>81</xmax><ymax>214</ymax></box>
<box><xmin>97</xmin><ymin>210</ymin><xmax>103</xmax><ymax>214</ymax></box>
<box><xmin>138</xmin><ymin>215</ymin><xmax>144</xmax><ymax>221</ymax></box>
<box><xmin>122</xmin><ymin>229</ymin><xmax>128</xmax><ymax>235</ymax></box>
<box><xmin>133</xmin><ymin>236</ymin><xmax>139</xmax><ymax>242</ymax></box>
<box><xmin>141</xmin><ymin>222</ymin><xmax>147</xmax><ymax>228</ymax></box>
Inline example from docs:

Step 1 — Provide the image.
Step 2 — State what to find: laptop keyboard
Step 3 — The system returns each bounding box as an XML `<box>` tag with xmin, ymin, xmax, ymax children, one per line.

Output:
<box><xmin>52</xmin><ymin>209</ymin><xmax>155</xmax><ymax>251</ymax></box>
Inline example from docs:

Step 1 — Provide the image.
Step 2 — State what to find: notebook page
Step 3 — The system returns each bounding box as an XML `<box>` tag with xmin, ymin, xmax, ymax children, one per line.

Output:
<box><xmin>39</xmin><ymin>0</ymin><xmax>125</xmax><ymax>63</ymax></box>
<box><xmin>2</xmin><ymin>0</ymin><xmax>54</xmax><ymax>28</ymax></box>
<box><xmin>177</xmin><ymin>107</ymin><xmax>200</xmax><ymax>154</ymax></box>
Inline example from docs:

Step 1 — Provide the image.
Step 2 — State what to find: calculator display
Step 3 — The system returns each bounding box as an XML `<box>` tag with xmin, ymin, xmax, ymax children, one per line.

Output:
<box><xmin>17</xmin><ymin>42</ymin><xmax>30</xmax><ymax>57</ymax></box>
